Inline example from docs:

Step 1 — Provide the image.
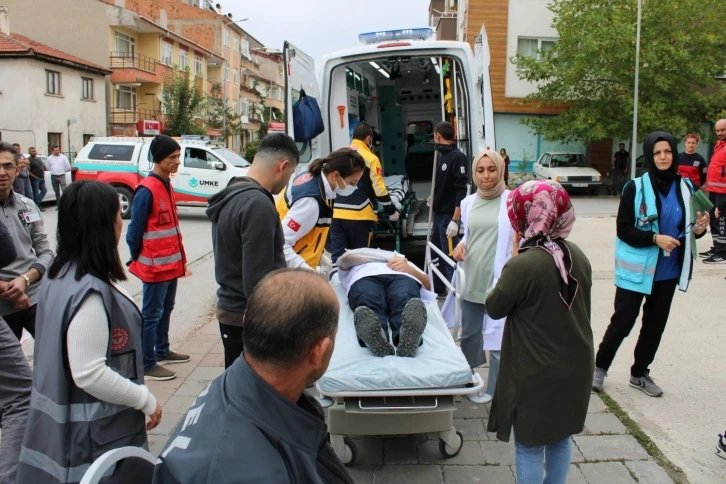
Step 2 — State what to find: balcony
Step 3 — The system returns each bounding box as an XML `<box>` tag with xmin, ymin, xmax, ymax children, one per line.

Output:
<box><xmin>109</xmin><ymin>52</ymin><xmax>170</xmax><ymax>85</ymax></box>
<box><xmin>109</xmin><ymin>108</ymin><xmax>162</xmax><ymax>125</ymax></box>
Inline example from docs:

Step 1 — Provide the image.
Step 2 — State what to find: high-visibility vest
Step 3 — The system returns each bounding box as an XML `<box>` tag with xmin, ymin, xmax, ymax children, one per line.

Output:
<box><xmin>276</xmin><ymin>172</ymin><xmax>333</xmax><ymax>268</ymax></box>
<box><xmin>128</xmin><ymin>175</ymin><xmax>186</xmax><ymax>282</ymax></box>
<box><xmin>614</xmin><ymin>174</ymin><xmax>693</xmax><ymax>295</ymax></box>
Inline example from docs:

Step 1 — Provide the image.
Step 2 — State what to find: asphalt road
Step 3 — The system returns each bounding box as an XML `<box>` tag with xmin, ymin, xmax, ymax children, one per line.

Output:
<box><xmin>22</xmin><ymin>205</ymin><xmax>219</xmax><ymax>359</ymax></box>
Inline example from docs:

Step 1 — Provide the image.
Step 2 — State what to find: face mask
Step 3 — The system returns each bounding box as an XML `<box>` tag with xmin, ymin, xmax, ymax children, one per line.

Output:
<box><xmin>335</xmin><ymin>178</ymin><xmax>357</xmax><ymax>196</ymax></box>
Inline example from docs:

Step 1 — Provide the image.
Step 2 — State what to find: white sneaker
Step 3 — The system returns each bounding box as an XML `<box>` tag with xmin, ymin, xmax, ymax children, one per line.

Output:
<box><xmin>468</xmin><ymin>391</ymin><xmax>493</xmax><ymax>404</ymax></box>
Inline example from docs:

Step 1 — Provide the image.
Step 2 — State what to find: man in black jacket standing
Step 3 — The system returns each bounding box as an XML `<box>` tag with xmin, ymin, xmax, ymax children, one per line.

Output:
<box><xmin>153</xmin><ymin>269</ymin><xmax>354</xmax><ymax>484</ymax></box>
<box><xmin>206</xmin><ymin>133</ymin><xmax>299</xmax><ymax>368</ymax></box>
<box><xmin>430</xmin><ymin>122</ymin><xmax>468</xmax><ymax>295</ymax></box>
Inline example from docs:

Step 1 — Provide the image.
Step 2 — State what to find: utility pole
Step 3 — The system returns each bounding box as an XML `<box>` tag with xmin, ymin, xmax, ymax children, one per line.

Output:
<box><xmin>630</xmin><ymin>0</ymin><xmax>643</xmax><ymax>180</ymax></box>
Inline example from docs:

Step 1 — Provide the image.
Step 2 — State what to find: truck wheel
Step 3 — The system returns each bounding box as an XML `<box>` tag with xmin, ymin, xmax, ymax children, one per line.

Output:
<box><xmin>116</xmin><ymin>187</ymin><xmax>134</xmax><ymax>219</ymax></box>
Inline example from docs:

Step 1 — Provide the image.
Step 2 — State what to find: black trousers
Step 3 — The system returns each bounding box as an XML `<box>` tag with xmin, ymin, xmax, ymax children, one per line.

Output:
<box><xmin>595</xmin><ymin>279</ymin><xmax>677</xmax><ymax>378</ymax></box>
<box><xmin>330</xmin><ymin>219</ymin><xmax>373</xmax><ymax>263</ymax></box>
<box><xmin>218</xmin><ymin>322</ymin><xmax>244</xmax><ymax>369</ymax></box>
<box><xmin>710</xmin><ymin>193</ymin><xmax>726</xmax><ymax>254</ymax></box>
<box><xmin>2</xmin><ymin>304</ymin><xmax>37</xmax><ymax>340</ymax></box>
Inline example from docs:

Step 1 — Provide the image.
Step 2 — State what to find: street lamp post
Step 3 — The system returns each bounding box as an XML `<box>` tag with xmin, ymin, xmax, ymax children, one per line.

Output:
<box><xmin>630</xmin><ymin>0</ymin><xmax>643</xmax><ymax>181</ymax></box>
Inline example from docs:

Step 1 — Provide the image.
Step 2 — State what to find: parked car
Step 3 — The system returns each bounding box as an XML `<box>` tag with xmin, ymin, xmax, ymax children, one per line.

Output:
<box><xmin>23</xmin><ymin>154</ymin><xmax>73</xmax><ymax>204</ymax></box>
<box><xmin>533</xmin><ymin>152</ymin><xmax>603</xmax><ymax>195</ymax></box>
<box><xmin>73</xmin><ymin>137</ymin><xmax>250</xmax><ymax>218</ymax></box>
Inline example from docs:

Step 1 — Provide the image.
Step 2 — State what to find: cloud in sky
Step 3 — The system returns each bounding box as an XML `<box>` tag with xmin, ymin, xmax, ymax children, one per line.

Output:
<box><xmin>225</xmin><ymin>0</ymin><xmax>431</xmax><ymax>62</ymax></box>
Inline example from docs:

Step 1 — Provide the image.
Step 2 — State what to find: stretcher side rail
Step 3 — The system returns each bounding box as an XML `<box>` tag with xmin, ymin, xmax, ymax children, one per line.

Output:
<box><xmin>426</xmin><ymin>241</ymin><xmax>466</xmax><ymax>339</ymax></box>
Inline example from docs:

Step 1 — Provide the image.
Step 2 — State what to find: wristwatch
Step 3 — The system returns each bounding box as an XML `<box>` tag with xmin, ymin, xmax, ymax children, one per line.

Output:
<box><xmin>21</xmin><ymin>274</ymin><xmax>30</xmax><ymax>286</ymax></box>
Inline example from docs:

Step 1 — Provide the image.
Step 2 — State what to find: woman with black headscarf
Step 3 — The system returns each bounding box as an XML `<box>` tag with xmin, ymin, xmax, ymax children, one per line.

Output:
<box><xmin>592</xmin><ymin>131</ymin><xmax>710</xmax><ymax>398</ymax></box>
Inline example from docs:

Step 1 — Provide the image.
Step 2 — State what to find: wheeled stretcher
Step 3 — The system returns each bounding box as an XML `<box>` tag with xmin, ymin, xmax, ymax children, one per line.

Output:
<box><xmin>316</xmin><ymin>243</ymin><xmax>480</xmax><ymax>466</ymax></box>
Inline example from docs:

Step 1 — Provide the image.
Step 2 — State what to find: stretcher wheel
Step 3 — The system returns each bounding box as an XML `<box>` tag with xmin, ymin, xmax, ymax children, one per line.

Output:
<box><xmin>343</xmin><ymin>437</ymin><xmax>358</xmax><ymax>467</ymax></box>
<box><xmin>439</xmin><ymin>431</ymin><xmax>463</xmax><ymax>458</ymax></box>
<box><xmin>400</xmin><ymin>217</ymin><xmax>409</xmax><ymax>240</ymax></box>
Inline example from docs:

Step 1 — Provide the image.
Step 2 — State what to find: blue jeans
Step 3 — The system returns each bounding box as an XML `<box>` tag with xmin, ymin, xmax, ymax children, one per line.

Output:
<box><xmin>430</xmin><ymin>212</ymin><xmax>459</xmax><ymax>294</ymax></box>
<box><xmin>141</xmin><ymin>279</ymin><xmax>177</xmax><ymax>370</ymax></box>
<box><xmin>514</xmin><ymin>436</ymin><xmax>571</xmax><ymax>484</ymax></box>
<box><xmin>348</xmin><ymin>275</ymin><xmax>420</xmax><ymax>346</ymax></box>
<box><xmin>30</xmin><ymin>178</ymin><xmax>47</xmax><ymax>207</ymax></box>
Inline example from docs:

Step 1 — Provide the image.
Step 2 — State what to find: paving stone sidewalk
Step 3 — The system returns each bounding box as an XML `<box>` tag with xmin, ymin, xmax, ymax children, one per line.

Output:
<box><xmin>147</xmin><ymin>319</ymin><xmax>675</xmax><ymax>484</ymax></box>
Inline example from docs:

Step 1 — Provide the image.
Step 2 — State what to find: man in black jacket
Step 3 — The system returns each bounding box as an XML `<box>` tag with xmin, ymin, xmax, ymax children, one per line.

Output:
<box><xmin>430</xmin><ymin>122</ymin><xmax>468</xmax><ymax>294</ymax></box>
<box><xmin>206</xmin><ymin>133</ymin><xmax>299</xmax><ymax>368</ymax></box>
<box><xmin>153</xmin><ymin>269</ymin><xmax>354</xmax><ymax>484</ymax></box>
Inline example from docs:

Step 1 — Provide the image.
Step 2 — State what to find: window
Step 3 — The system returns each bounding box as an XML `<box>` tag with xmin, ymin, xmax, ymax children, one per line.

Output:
<box><xmin>88</xmin><ymin>144</ymin><xmax>135</xmax><ymax>161</ymax></box>
<box><xmin>354</xmin><ymin>72</ymin><xmax>363</xmax><ymax>93</ymax></box>
<box><xmin>363</xmin><ymin>77</ymin><xmax>370</xmax><ymax>96</ymax></box>
<box><xmin>179</xmin><ymin>49</ymin><xmax>188</xmax><ymax>71</ymax></box>
<box><xmin>82</xmin><ymin>78</ymin><xmax>94</xmax><ymax>100</ymax></box>
<box><xmin>83</xmin><ymin>134</ymin><xmax>94</xmax><ymax>146</ymax></box>
<box><xmin>46</xmin><ymin>70</ymin><xmax>61</xmax><ymax>95</ymax></box>
<box><xmin>161</xmin><ymin>41</ymin><xmax>173</xmax><ymax>66</ymax></box>
<box><xmin>241</xmin><ymin>39</ymin><xmax>250</xmax><ymax>59</ymax></box>
<box><xmin>115</xmin><ymin>31</ymin><xmax>135</xmax><ymax>56</ymax></box>
<box><xmin>517</xmin><ymin>37</ymin><xmax>556</xmax><ymax>60</ymax></box>
<box><xmin>224</xmin><ymin>29</ymin><xmax>230</xmax><ymax>47</ymax></box>
<box><xmin>233</xmin><ymin>37</ymin><xmax>239</xmax><ymax>52</ymax></box>
<box><xmin>232</xmin><ymin>100</ymin><xmax>237</xmax><ymax>115</ymax></box>
<box><xmin>194</xmin><ymin>54</ymin><xmax>203</xmax><ymax>76</ymax></box>
<box><xmin>240</xmin><ymin>99</ymin><xmax>249</xmax><ymax>122</ymax></box>
<box><xmin>223</xmin><ymin>63</ymin><xmax>229</xmax><ymax>82</ymax></box>
<box><xmin>116</xmin><ymin>86</ymin><xmax>136</xmax><ymax>110</ymax></box>
<box><xmin>233</xmin><ymin>68</ymin><xmax>238</xmax><ymax>85</ymax></box>
<box><xmin>184</xmin><ymin>148</ymin><xmax>220</xmax><ymax>170</ymax></box>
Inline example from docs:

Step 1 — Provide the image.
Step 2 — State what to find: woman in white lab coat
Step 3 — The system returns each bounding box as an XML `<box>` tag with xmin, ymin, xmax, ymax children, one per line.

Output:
<box><xmin>452</xmin><ymin>150</ymin><xmax>515</xmax><ymax>404</ymax></box>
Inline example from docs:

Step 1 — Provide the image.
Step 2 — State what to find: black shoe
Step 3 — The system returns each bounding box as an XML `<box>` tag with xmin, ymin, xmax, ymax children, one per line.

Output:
<box><xmin>396</xmin><ymin>298</ymin><xmax>427</xmax><ymax>358</ymax></box>
<box><xmin>717</xmin><ymin>432</ymin><xmax>726</xmax><ymax>460</ymax></box>
<box><xmin>699</xmin><ymin>249</ymin><xmax>714</xmax><ymax>258</ymax></box>
<box><xmin>354</xmin><ymin>307</ymin><xmax>394</xmax><ymax>357</ymax></box>
<box><xmin>703</xmin><ymin>254</ymin><xmax>726</xmax><ymax>264</ymax></box>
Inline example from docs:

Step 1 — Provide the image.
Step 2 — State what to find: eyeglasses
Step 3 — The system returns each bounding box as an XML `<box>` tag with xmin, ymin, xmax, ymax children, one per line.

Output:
<box><xmin>0</xmin><ymin>163</ymin><xmax>17</xmax><ymax>173</ymax></box>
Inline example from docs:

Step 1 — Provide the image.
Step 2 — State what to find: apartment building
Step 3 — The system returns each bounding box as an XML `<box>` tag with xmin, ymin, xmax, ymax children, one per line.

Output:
<box><xmin>238</xmin><ymin>48</ymin><xmax>284</xmax><ymax>148</ymax></box>
<box><xmin>107</xmin><ymin>15</ymin><xmax>222</xmax><ymax>136</ymax></box>
<box><xmin>107</xmin><ymin>0</ymin><xmax>266</xmax><ymax>152</ymax></box>
<box><xmin>0</xmin><ymin>7</ymin><xmax>110</xmax><ymax>155</ymax></box>
<box><xmin>238</xmin><ymin>35</ymin><xmax>265</xmax><ymax>149</ymax></box>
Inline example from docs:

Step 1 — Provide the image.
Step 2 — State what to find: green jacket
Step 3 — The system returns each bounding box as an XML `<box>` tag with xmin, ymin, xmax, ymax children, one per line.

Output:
<box><xmin>485</xmin><ymin>241</ymin><xmax>594</xmax><ymax>446</ymax></box>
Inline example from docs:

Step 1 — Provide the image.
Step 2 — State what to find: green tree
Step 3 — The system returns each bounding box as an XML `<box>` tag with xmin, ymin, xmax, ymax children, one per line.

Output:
<box><xmin>159</xmin><ymin>67</ymin><xmax>206</xmax><ymax>136</ymax></box>
<box><xmin>205</xmin><ymin>82</ymin><xmax>242</xmax><ymax>146</ymax></box>
<box><xmin>513</xmin><ymin>0</ymin><xmax>726</xmax><ymax>144</ymax></box>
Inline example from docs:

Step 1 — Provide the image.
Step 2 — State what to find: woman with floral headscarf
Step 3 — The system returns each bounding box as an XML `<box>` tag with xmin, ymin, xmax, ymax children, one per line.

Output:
<box><xmin>451</xmin><ymin>150</ymin><xmax>515</xmax><ymax>404</ymax></box>
<box><xmin>485</xmin><ymin>180</ymin><xmax>593</xmax><ymax>484</ymax></box>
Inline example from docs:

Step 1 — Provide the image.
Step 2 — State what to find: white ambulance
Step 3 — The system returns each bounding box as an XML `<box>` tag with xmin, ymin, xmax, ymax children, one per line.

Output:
<box><xmin>283</xmin><ymin>27</ymin><xmax>495</xmax><ymax>236</ymax></box>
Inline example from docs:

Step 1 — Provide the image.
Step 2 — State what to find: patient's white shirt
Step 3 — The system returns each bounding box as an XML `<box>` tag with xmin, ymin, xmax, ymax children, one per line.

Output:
<box><xmin>338</xmin><ymin>262</ymin><xmax>437</xmax><ymax>303</ymax></box>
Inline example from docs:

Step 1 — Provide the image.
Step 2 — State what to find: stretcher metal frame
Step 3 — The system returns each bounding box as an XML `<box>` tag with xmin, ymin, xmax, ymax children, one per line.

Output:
<box><xmin>317</xmin><ymin>242</ymin><xmax>481</xmax><ymax>466</ymax></box>
<box><xmin>371</xmin><ymin>175</ymin><xmax>417</xmax><ymax>253</ymax></box>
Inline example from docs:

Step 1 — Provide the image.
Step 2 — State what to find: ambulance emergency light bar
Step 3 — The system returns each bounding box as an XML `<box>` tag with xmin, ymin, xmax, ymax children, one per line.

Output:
<box><xmin>359</xmin><ymin>28</ymin><xmax>434</xmax><ymax>45</ymax></box>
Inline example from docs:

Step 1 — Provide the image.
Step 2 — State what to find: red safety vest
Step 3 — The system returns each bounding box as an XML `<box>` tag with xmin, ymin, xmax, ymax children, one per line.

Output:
<box><xmin>128</xmin><ymin>176</ymin><xmax>186</xmax><ymax>282</ymax></box>
<box><xmin>706</xmin><ymin>140</ymin><xmax>726</xmax><ymax>194</ymax></box>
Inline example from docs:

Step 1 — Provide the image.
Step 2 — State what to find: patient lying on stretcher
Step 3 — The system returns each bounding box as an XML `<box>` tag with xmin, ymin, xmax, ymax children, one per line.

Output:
<box><xmin>337</xmin><ymin>249</ymin><xmax>434</xmax><ymax>358</ymax></box>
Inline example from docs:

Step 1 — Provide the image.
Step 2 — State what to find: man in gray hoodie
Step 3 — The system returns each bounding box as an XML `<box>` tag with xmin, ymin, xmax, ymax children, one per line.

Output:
<box><xmin>206</xmin><ymin>133</ymin><xmax>299</xmax><ymax>368</ymax></box>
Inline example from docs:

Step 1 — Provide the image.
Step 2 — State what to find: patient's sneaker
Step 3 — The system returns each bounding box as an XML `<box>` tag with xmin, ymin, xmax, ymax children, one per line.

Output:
<box><xmin>397</xmin><ymin>298</ymin><xmax>427</xmax><ymax>358</ymax></box>
<box><xmin>354</xmin><ymin>307</ymin><xmax>395</xmax><ymax>357</ymax></box>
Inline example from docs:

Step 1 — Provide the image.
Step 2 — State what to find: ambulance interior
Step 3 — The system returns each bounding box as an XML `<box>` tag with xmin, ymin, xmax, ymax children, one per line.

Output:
<box><xmin>329</xmin><ymin>54</ymin><xmax>473</xmax><ymax>235</ymax></box>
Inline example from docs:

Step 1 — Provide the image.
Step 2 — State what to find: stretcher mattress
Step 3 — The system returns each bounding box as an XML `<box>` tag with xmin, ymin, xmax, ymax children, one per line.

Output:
<box><xmin>384</xmin><ymin>175</ymin><xmax>409</xmax><ymax>210</ymax></box>
<box><xmin>317</xmin><ymin>275</ymin><xmax>473</xmax><ymax>394</ymax></box>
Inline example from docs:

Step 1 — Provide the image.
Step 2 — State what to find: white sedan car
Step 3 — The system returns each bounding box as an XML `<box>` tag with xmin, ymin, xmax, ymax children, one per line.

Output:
<box><xmin>23</xmin><ymin>154</ymin><xmax>73</xmax><ymax>203</ymax></box>
<box><xmin>533</xmin><ymin>152</ymin><xmax>603</xmax><ymax>194</ymax></box>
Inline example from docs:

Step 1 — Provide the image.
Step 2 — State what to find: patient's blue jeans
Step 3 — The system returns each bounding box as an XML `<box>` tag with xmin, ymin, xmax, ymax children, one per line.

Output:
<box><xmin>348</xmin><ymin>275</ymin><xmax>420</xmax><ymax>346</ymax></box>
